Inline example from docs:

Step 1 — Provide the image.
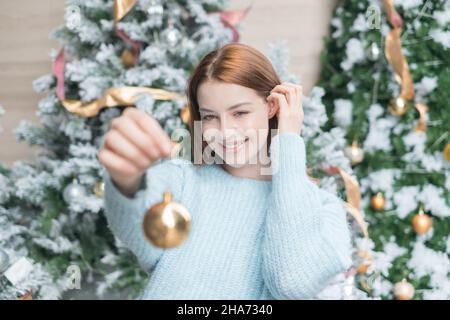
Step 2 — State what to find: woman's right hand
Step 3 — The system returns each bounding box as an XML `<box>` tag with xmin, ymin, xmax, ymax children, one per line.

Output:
<box><xmin>99</xmin><ymin>107</ymin><xmax>173</xmax><ymax>197</ymax></box>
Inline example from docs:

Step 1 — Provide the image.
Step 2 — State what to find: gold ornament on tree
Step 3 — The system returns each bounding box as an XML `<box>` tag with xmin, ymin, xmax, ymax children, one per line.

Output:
<box><xmin>180</xmin><ymin>103</ymin><xmax>191</xmax><ymax>125</ymax></box>
<box><xmin>121</xmin><ymin>49</ymin><xmax>136</xmax><ymax>68</ymax></box>
<box><xmin>388</xmin><ymin>97</ymin><xmax>408</xmax><ymax>116</ymax></box>
<box><xmin>345</xmin><ymin>140</ymin><xmax>364</xmax><ymax>165</ymax></box>
<box><xmin>93</xmin><ymin>180</ymin><xmax>105</xmax><ymax>198</ymax></box>
<box><xmin>443</xmin><ymin>142</ymin><xmax>450</xmax><ymax>162</ymax></box>
<box><xmin>412</xmin><ymin>205</ymin><xmax>432</xmax><ymax>235</ymax></box>
<box><xmin>394</xmin><ymin>279</ymin><xmax>415</xmax><ymax>300</ymax></box>
<box><xmin>142</xmin><ymin>142</ymin><xmax>192</xmax><ymax>249</ymax></box>
<box><xmin>370</xmin><ymin>192</ymin><xmax>385</xmax><ymax>211</ymax></box>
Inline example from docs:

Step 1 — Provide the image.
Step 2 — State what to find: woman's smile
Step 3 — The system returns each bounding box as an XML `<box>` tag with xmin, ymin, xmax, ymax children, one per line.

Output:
<box><xmin>219</xmin><ymin>137</ymin><xmax>249</xmax><ymax>153</ymax></box>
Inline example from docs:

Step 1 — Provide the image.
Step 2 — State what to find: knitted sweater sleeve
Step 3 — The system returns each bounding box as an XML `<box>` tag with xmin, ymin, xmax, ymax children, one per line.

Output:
<box><xmin>102</xmin><ymin>158</ymin><xmax>188</xmax><ymax>272</ymax></box>
<box><xmin>262</xmin><ymin>132</ymin><xmax>353</xmax><ymax>299</ymax></box>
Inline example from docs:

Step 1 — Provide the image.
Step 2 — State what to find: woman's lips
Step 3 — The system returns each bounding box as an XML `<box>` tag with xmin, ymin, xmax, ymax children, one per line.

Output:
<box><xmin>219</xmin><ymin>137</ymin><xmax>249</xmax><ymax>153</ymax></box>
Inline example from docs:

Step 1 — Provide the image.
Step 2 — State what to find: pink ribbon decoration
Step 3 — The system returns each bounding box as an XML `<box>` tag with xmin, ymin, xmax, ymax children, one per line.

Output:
<box><xmin>53</xmin><ymin>49</ymin><xmax>66</xmax><ymax>100</ymax></box>
<box><xmin>383</xmin><ymin>0</ymin><xmax>403</xmax><ymax>28</ymax></box>
<box><xmin>389</xmin><ymin>8</ymin><xmax>403</xmax><ymax>28</ymax></box>
<box><xmin>113</xmin><ymin>0</ymin><xmax>141</xmax><ymax>65</ymax></box>
<box><xmin>115</xmin><ymin>26</ymin><xmax>142</xmax><ymax>61</ymax></box>
<box><xmin>210</xmin><ymin>6</ymin><xmax>252</xmax><ymax>42</ymax></box>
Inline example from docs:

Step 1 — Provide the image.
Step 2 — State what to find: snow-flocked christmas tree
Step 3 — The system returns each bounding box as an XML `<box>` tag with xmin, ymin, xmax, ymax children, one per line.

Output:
<box><xmin>319</xmin><ymin>0</ymin><xmax>449</xmax><ymax>299</ymax></box>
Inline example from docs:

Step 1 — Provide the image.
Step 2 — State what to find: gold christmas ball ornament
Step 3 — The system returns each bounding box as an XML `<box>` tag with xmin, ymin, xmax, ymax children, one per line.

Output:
<box><xmin>388</xmin><ymin>97</ymin><xmax>408</xmax><ymax>116</ymax></box>
<box><xmin>394</xmin><ymin>279</ymin><xmax>415</xmax><ymax>300</ymax></box>
<box><xmin>443</xmin><ymin>142</ymin><xmax>450</xmax><ymax>162</ymax></box>
<box><xmin>142</xmin><ymin>191</ymin><xmax>192</xmax><ymax>249</ymax></box>
<box><xmin>93</xmin><ymin>180</ymin><xmax>105</xmax><ymax>198</ymax></box>
<box><xmin>412</xmin><ymin>207</ymin><xmax>432</xmax><ymax>235</ymax></box>
<box><xmin>370</xmin><ymin>192</ymin><xmax>385</xmax><ymax>211</ymax></box>
<box><xmin>121</xmin><ymin>49</ymin><xmax>136</xmax><ymax>68</ymax></box>
<box><xmin>180</xmin><ymin>103</ymin><xmax>191</xmax><ymax>125</ymax></box>
<box><xmin>345</xmin><ymin>140</ymin><xmax>364</xmax><ymax>165</ymax></box>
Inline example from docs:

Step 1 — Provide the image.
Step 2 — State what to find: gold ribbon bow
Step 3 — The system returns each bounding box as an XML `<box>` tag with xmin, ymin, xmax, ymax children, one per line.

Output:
<box><xmin>62</xmin><ymin>87</ymin><xmax>184</xmax><ymax>117</ymax></box>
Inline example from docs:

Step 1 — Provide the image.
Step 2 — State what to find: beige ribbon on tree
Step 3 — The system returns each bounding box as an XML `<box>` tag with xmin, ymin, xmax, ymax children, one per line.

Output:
<box><xmin>337</xmin><ymin>168</ymin><xmax>369</xmax><ymax>240</ymax></box>
<box><xmin>114</xmin><ymin>0</ymin><xmax>137</xmax><ymax>22</ymax></box>
<box><xmin>383</xmin><ymin>0</ymin><xmax>428</xmax><ymax>132</ymax></box>
<box><xmin>324</xmin><ymin>166</ymin><xmax>372</xmax><ymax>274</ymax></box>
<box><xmin>384</xmin><ymin>28</ymin><xmax>415</xmax><ymax>101</ymax></box>
<box><xmin>322</xmin><ymin>166</ymin><xmax>369</xmax><ymax>240</ymax></box>
<box><xmin>383</xmin><ymin>0</ymin><xmax>414</xmax><ymax>101</ymax></box>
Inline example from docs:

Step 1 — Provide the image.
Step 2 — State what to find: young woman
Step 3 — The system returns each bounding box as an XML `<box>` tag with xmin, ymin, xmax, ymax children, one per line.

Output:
<box><xmin>99</xmin><ymin>43</ymin><xmax>352</xmax><ymax>299</ymax></box>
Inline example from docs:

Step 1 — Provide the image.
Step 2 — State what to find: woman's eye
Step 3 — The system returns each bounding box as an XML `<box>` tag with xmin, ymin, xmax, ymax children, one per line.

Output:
<box><xmin>201</xmin><ymin>115</ymin><xmax>216</xmax><ymax>121</ymax></box>
<box><xmin>234</xmin><ymin>111</ymin><xmax>249</xmax><ymax>117</ymax></box>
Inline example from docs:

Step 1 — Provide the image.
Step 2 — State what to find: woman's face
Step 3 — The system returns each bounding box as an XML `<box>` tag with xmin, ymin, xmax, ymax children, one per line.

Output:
<box><xmin>197</xmin><ymin>79</ymin><xmax>275</xmax><ymax>167</ymax></box>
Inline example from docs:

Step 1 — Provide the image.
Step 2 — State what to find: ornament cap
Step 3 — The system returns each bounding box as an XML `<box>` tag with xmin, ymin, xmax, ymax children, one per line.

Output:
<box><xmin>163</xmin><ymin>191</ymin><xmax>172</xmax><ymax>203</ymax></box>
<box><xmin>418</xmin><ymin>206</ymin><xmax>425</xmax><ymax>215</ymax></box>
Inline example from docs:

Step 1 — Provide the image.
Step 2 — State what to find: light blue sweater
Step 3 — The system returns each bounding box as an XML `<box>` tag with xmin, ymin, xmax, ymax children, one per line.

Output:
<box><xmin>102</xmin><ymin>132</ymin><xmax>353</xmax><ymax>299</ymax></box>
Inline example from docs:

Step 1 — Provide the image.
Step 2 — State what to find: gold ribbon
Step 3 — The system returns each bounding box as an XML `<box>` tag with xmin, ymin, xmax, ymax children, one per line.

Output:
<box><xmin>334</xmin><ymin>167</ymin><xmax>372</xmax><ymax>269</ymax></box>
<box><xmin>382</xmin><ymin>0</ymin><xmax>414</xmax><ymax>102</ymax></box>
<box><xmin>322</xmin><ymin>166</ymin><xmax>369</xmax><ymax>239</ymax></box>
<box><xmin>384</xmin><ymin>28</ymin><xmax>415</xmax><ymax>101</ymax></box>
<box><xmin>61</xmin><ymin>87</ymin><xmax>185</xmax><ymax>117</ymax></box>
<box><xmin>114</xmin><ymin>0</ymin><xmax>137</xmax><ymax>22</ymax></box>
<box><xmin>383</xmin><ymin>0</ymin><xmax>413</xmax><ymax>100</ymax></box>
<box><xmin>383</xmin><ymin>0</ymin><xmax>430</xmax><ymax>132</ymax></box>
<box><xmin>337</xmin><ymin>168</ymin><xmax>369</xmax><ymax>239</ymax></box>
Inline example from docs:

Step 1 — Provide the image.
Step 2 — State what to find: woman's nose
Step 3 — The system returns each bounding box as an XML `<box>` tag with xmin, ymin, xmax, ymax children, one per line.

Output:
<box><xmin>219</xmin><ymin>115</ymin><xmax>237</xmax><ymax>133</ymax></box>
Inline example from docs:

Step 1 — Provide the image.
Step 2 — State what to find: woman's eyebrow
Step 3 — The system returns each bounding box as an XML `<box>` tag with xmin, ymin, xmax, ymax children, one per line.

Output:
<box><xmin>199</xmin><ymin>102</ymin><xmax>251</xmax><ymax>112</ymax></box>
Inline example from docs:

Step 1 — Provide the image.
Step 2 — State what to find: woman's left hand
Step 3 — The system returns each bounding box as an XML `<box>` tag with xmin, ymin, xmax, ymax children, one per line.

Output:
<box><xmin>266</xmin><ymin>82</ymin><xmax>304</xmax><ymax>135</ymax></box>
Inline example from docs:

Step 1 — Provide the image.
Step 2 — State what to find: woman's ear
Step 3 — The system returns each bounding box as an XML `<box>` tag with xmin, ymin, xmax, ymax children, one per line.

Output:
<box><xmin>267</xmin><ymin>99</ymin><xmax>278</xmax><ymax>119</ymax></box>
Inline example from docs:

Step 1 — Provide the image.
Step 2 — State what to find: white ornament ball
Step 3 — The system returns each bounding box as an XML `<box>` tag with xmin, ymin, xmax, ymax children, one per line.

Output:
<box><xmin>367</xmin><ymin>42</ymin><xmax>381</xmax><ymax>61</ymax></box>
<box><xmin>163</xmin><ymin>25</ymin><xmax>181</xmax><ymax>47</ymax></box>
<box><xmin>63</xmin><ymin>181</ymin><xmax>87</xmax><ymax>203</ymax></box>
